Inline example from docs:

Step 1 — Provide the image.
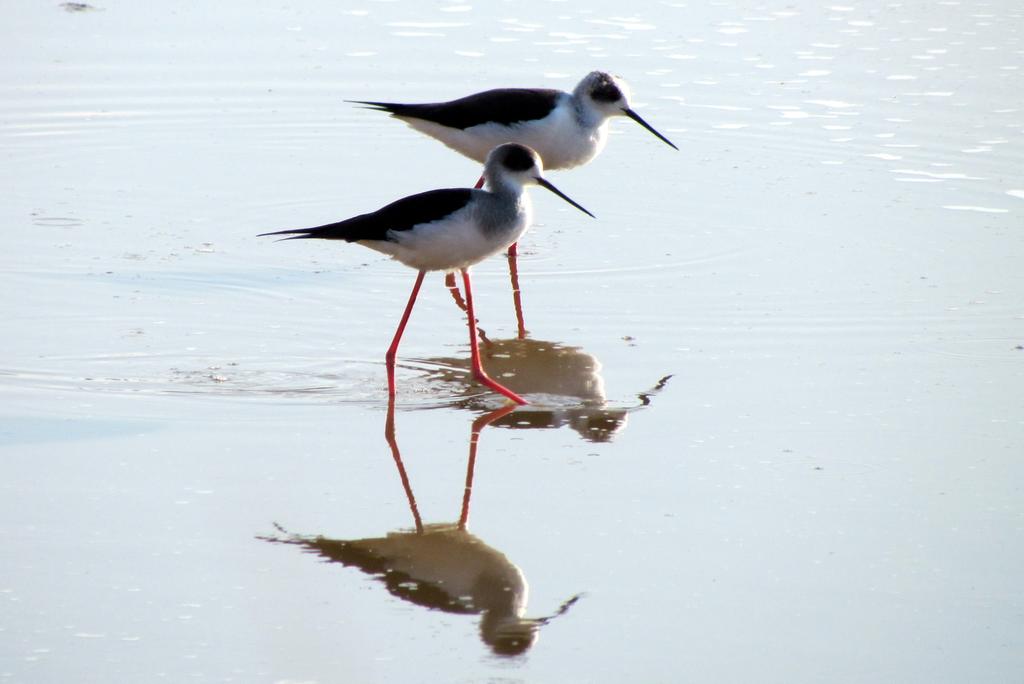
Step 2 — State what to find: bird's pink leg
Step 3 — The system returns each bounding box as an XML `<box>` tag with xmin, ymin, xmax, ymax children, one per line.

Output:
<box><xmin>386</xmin><ymin>270</ymin><xmax>426</xmax><ymax>398</ymax></box>
<box><xmin>506</xmin><ymin>244</ymin><xmax>527</xmax><ymax>339</ymax></box>
<box><xmin>489</xmin><ymin>161</ymin><xmax>523</xmax><ymax>337</ymax></box>
<box><xmin>445</xmin><ymin>272</ymin><xmax>493</xmax><ymax>348</ymax></box>
<box><xmin>444</xmin><ymin>271</ymin><xmax>468</xmax><ymax>312</ymax></box>
<box><xmin>460</xmin><ymin>268</ymin><xmax>527</xmax><ymax>405</ymax></box>
<box><xmin>445</xmin><ymin>175</ymin><xmax>525</xmax><ymax>339</ymax></box>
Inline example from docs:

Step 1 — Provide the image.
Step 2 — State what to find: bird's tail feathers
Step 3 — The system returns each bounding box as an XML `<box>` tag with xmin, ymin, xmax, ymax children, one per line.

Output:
<box><xmin>347</xmin><ymin>99</ymin><xmax>400</xmax><ymax>114</ymax></box>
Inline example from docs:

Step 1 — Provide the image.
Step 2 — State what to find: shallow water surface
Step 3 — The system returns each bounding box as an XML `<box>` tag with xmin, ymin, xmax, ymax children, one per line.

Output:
<box><xmin>2</xmin><ymin>2</ymin><xmax>1023</xmax><ymax>682</ymax></box>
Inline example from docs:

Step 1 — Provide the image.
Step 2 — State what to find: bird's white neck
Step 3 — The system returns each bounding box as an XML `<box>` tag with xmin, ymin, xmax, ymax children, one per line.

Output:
<box><xmin>483</xmin><ymin>176</ymin><xmax>524</xmax><ymax>199</ymax></box>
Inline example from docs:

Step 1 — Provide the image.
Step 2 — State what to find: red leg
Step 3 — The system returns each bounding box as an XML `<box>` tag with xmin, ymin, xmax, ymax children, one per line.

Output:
<box><xmin>386</xmin><ymin>270</ymin><xmax>426</xmax><ymax>398</ymax></box>
<box><xmin>451</xmin><ymin>175</ymin><xmax>521</xmax><ymax>337</ymax></box>
<box><xmin>444</xmin><ymin>272</ymin><xmax>492</xmax><ymax>347</ymax></box>
<box><xmin>444</xmin><ymin>271</ymin><xmax>468</xmax><ymax>313</ymax></box>
<box><xmin>506</xmin><ymin>244</ymin><xmax>527</xmax><ymax>339</ymax></box>
<box><xmin>460</xmin><ymin>268</ymin><xmax>527</xmax><ymax>405</ymax></box>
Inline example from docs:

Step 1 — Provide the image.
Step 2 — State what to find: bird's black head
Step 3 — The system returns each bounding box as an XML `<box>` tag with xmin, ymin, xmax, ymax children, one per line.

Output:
<box><xmin>589</xmin><ymin>72</ymin><xmax>624</xmax><ymax>103</ymax></box>
<box><xmin>482</xmin><ymin>143</ymin><xmax>595</xmax><ymax>218</ymax></box>
<box><xmin>500</xmin><ymin>143</ymin><xmax>538</xmax><ymax>172</ymax></box>
<box><xmin>580</xmin><ymin>71</ymin><xmax>678</xmax><ymax>151</ymax></box>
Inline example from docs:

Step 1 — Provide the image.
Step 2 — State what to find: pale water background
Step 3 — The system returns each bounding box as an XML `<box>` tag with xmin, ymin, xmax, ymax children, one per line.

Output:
<box><xmin>2</xmin><ymin>1</ymin><xmax>1023</xmax><ymax>682</ymax></box>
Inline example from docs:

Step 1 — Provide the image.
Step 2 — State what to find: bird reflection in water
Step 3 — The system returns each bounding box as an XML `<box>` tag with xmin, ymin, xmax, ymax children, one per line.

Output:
<box><xmin>260</xmin><ymin>398</ymin><xmax>582</xmax><ymax>657</ymax></box>
<box><xmin>421</xmin><ymin>336</ymin><xmax>672</xmax><ymax>442</ymax></box>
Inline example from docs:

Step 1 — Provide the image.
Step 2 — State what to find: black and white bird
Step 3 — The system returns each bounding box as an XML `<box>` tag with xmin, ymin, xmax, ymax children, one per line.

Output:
<box><xmin>350</xmin><ymin>71</ymin><xmax>678</xmax><ymax>172</ymax></box>
<box><xmin>259</xmin><ymin>143</ymin><xmax>594</xmax><ymax>405</ymax></box>
<box><xmin>350</xmin><ymin>71</ymin><xmax>676</xmax><ymax>333</ymax></box>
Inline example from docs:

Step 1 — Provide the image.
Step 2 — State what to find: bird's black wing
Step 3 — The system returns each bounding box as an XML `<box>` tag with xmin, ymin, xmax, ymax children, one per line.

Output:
<box><xmin>259</xmin><ymin>188</ymin><xmax>475</xmax><ymax>242</ymax></box>
<box><xmin>351</xmin><ymin>88</ymin><xmax>562</xmax><ymax>130</ymax></box>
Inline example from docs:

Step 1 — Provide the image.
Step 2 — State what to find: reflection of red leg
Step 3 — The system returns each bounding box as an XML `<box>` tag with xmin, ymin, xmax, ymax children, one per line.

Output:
<box><xmin>461</xmin><ymin>268</ymin><xmax>527</xmax><ymax>405</ymax></box>
<box><xmin>459</xmin><ymin>403</ymin><xmax>518</xmax><ymax>529</ymax></box>
<box><xmin>474</xmin><ymin>175</ymin><xmax>484</xmax><ymax>189</ymax></box>
<box><xmin>385</xmin><ymin>270</ymin><xmax>426</xmax><ymax>398</ymax></box>
<box><xmin>506</xmin><ymin>243</ymin><xmax>527</xmax><ymax>339</ymax></box>
<box><xmin>385</xmin><ymin>396</ymin><xmax>424</xmax><ymax>533</ymax></box>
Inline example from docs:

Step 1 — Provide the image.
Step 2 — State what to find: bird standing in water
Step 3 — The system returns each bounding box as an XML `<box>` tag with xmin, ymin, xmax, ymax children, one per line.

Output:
<box><xmin>260</xmin><ymin>143</ymin><xmax>593</xmax><ymax>405</ymax></box>
<box><xmin>351</xmin><ymin>71</ymin><xmax>677</xmax><ymax>333</ymax></box>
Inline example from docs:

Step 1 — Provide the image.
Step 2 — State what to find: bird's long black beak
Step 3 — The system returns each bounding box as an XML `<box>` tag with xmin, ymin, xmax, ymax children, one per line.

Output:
<box><xmin>535</xmin><ymin>178</ymin><xmax>595</xmax><ymax>218</ymax></box>
<box><xmin>623</xmin><ymin>107</ymin><xmax>678</xmax><ymax>150</ymax></box>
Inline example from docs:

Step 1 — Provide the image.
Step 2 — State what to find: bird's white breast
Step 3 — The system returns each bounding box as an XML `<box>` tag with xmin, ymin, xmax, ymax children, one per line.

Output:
<box><xmin>401</xmin><ymin>100</ymin><xmax>608</xmax><ymax>170</ymax></box>
<box><xmin>362</xmin><ymin>194</ymin><xmax>531</xmax><ymax>272</ymax></box>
